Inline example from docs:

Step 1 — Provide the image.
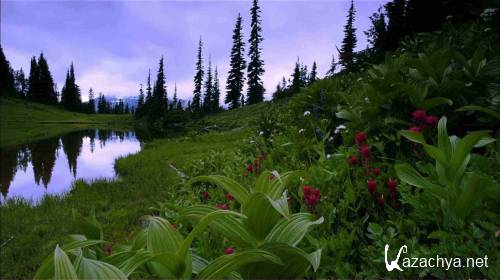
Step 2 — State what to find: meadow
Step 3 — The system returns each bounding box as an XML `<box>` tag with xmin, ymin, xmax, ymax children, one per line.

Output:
<box><xmin>1</xmin><ymin>19</ymin><xmax>500</xmax><ymax>279</ymax></box>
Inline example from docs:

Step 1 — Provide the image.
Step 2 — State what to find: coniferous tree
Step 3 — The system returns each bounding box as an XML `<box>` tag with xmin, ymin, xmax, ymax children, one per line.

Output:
<box><xmin>192</xmin><ymin>38</ymin><xmax>204</xmax><ymax>112</ymax></box>
<box><xmin>212</xmin><ymin>66</ymin><xmax>221</xmax><ymax>113</ymax></box>
<box><xmin>61</xmin><ymin>63</ymin><xmax>81</xmax><ymax>111</ymax></box>
<box><xmin>225</xmin><ymin>14</ymin><xmax>246</xmax><ymax>109</ymax></box>
<box><xmin>36</xmin><ymin>53</ymin><xmax>58</xmax><ymax>104</ymax></box>
<box><xmin>87</xmin><ymin>88</ymin><xmax>96</xmax><ymax>114</ymax></box>
<box><xmin>125</xmin><ymin>104</ymin><xmax>130</xmax><ymax>114</ymax></box>
<box><xmin>385</xmin><ymin>0</ymin><xmax>407</xmax><ymax>51</ymax></box>
<box><xmin>172</xmin><ymin>83</ymin><xmax>178</xmax><ymax>110</ymax></box>
<box><xmin>326</xmin><ymin>55</ymin><xmax>337</xmax><ymax>77</ymax></box>
<box><xmin>97</xmin><ymin>93</ymin><xmax>107</xmax><ymax>114</ymax></box>
<box><xmin>203</xmin><ymin>57</ymin><xmax>213</xmax><ymax>113</ymax></box>
<box><xmin>300</xmin><ymin>64</ymin><xmax>308</xmax><ymax>86</ymax></box>
<box><xmin>146</xmin><ymin>70</ymin><xmax>152</xmax><ymax>102</ymax></box>
<box><xmin>309</xmin><ymin>61</ymin><xmax>318</xmax><ymax>84</ymax></box>
<box><xmin>0</xmin><ymin>46</ymin><xmax>16</xmax><ymax>96</ymax></box>
<box><xmin>339</xmin><ymin>0</ymin><xmax>357</xmax><ymax>71</ymax></box>
<box><xmin>240</xmin><ymin>94</ymin><xmax>245</xmax><ymax>107</ymax></box>
<box><xmin>137</xmin><ymin>84</ymin><xmax>145</xmax><ymax>109</ymax></box>
<box><xmin>247</xmin><ymin>0</ymin><xmax>265</xmax><ymax>104</ymax></box>
<box><xmin>151</xmin><ymin>56</ymin><xmax>167</xmax><ymax>117</ymax></box>
<box><xmin>365</xmin><ymin>8</ymin><xmax>388</xmax><ymax>51</ymax></box>
<box><xmin>27</xmin><ymin>57</ymin><xmax>39</xmax><ymax>100</ymax></box>
<box><xmin>14</xmin><ymin>68</ymin><xmax>28</xmax><ymax>97</ymax></box>
<box><xmin>290</xmin><ymin>59</ymin><xmax>302</xmax><ymax>93</ymax></box>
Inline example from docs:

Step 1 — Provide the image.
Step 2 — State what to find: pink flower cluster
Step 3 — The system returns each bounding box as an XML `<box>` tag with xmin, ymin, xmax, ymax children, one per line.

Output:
<box><xmin>347</xmin><ymin>132</ymin><xmax>400</xmax><ymax>208</ymax></box>
<box><xmin>303</xmin><ymin>185</ymin><xmax>321</xmax><ymax>211</ymax></box>
<box><xmin>408</xmin><ymin>109</ymin><xmax>439</xmax><ymax>133</ymax></box>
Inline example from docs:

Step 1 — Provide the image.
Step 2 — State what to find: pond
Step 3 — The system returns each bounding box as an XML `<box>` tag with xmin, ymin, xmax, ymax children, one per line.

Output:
<box><xmin>0</xmin><ymin>129</ymin><xmax>142</xmax><ymax>203</ymax></box>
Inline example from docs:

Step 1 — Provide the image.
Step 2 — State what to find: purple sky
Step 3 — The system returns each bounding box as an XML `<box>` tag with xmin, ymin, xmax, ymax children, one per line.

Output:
<box><xmin>2</xmin><ymin>0</ymin><xmax>388</xmax><ymax>102</ymax></box>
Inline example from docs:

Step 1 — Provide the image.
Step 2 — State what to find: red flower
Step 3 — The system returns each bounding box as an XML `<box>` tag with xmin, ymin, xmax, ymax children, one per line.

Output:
<box><xmin>303</xmin><ymin>185</ymin><xmax>312</xmax><ymax>195</ymax></box>
<box><xmin>425</xmin><ymin>115</ymin><xmax>439</xmax><ymax>127</ymax></box>
<box><xmin>355</xmin><ymin>132</ymin><xmax>367</xmax><ymax>145</ymax></box>
<box><xmin>412</xmin><ymin>109</ymin><xmax>427</xmax><ymax>123</ymax></box>
<box><xmin>376</xmin><ymin>195</ymin><xmax>385</xmax><ymax>207</ymax></box>
<box><xmin>225</xmin><ymin>246</ymin><xmax>235</xmax><ymax>255</ymax></box>
<box><xmin>348</xmin><ymin>155</ymin><xmax>359</xmax><ymax>166</ymax></box>
<box><xmin>367</xmin><ymin>180</ymin><xmax>377</xmax><ymax>193</ymax></box>
<box><xmin>303</xmin><ymin>186</ymin><xmax>320</xmax><ymax>207</ymax></box>
<box><xmin>372</xmin><ymin>167</ymin><xmax>381</xmax><ymax>176</ymax></box>
<box><xmin>216</xmin><ymin>204</ymin><xmax>229</xmax><ymax>210</ymax></box>
<box><xmin>226</xmin><ymin>193</ymin><xmax>234</xmax><ymax>201</ymax></box>
<box><xmin>387</xmin><ymin>178</ymin><xmax>398</xmax><ymax>193</ymax></box>
<box><xmin>246</xmin><ymin>164</ymin><xmax>254</xmax><ymax>173</ymax></box>
<box><xmin>104</xmin><ymin>244</ymin><xmax>112</xmax><ymax>256</ymax></box>
<box><xmin>202</xmin><ymin>191</ymin><xmax>210</xmax><ymax>200</ymax></box>
<box><xmin>359</xmin><ymin>145</ymin><xmax>372</xmax><ymax>160</ymax></box>
<box><xmin>171</xmin><ymin>223</ymin><xmax>177</xmax><ymax>229</ymax></box>
<box><xmin>408</xmin><ymin>126</ymin><xmax>422</xmax><ymax>133</ymax></box>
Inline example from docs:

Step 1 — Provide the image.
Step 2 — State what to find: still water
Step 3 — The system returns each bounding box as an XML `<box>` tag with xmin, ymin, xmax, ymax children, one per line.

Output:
<box><xmin>0</xmin><ymin>129</ymin><xmax>142</xmax><ymax>203</ymax></box>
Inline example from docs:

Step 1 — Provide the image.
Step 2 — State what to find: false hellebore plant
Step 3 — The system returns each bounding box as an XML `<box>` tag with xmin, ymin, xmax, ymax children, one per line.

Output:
<box><xmin>35</xmin><ymin>171</ymin><xmax>323</xmax><ymax>279</ymax></box>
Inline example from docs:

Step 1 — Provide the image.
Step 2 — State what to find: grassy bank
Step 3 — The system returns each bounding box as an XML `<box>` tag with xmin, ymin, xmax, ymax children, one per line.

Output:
<box><xmin>0</xmin><ymin>98</ymin><xmax>133</xmax><ymax>147</ymax></box>
<box><xmin>0</xmin><ymin>100</ymin><xmax>273</xmax><ymax>278</ymax></box>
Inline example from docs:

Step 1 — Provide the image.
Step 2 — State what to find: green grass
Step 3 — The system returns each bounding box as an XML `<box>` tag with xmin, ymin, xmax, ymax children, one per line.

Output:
<box><xmin>0</xmin><ymin>98</ymin><xmax>274</xmax><ymax>278</ymax></box>
<box><xmin>0</xmin><ymin>98</ymin><xmax>133</xmax><ymax>147</ymax></box>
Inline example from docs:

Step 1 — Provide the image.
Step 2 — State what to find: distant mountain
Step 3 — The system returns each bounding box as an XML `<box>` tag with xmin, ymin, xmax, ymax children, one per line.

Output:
<box><xmin>97</xmin><ymin>95</ymin><xmax>188</xmax><ymax>110</ymax></box>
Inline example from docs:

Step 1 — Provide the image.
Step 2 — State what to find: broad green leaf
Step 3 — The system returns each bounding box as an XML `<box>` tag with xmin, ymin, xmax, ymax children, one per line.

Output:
<box><xmin>54</xmin><ymin>245</ymin><xmax>78</xmax><ymax>280</ymax></box>
<box><xmin>188</xmin><ymin>175</ymin><xmax>249</xmax><ymax>204</ymax></box>
<box><xmin>74</xmin><ymin>254</ymin><xmax>127</xmax><ymax>280</ymax></box>
<box><xmin>395</xmin><ymin>164</ymin><xmax>445</xmax><ymax>199</ymax></box>
<box><xmin>455</xmin><ymin>105</ymin><xmax>500</xmax><ymax>121</ymax></box>
<box><xmin>72</xmin><ymin>209</ymin><xmax>103</xmax><ymax>240</ymax></box>
<box><xmin>145</xmin><ymin>216</ymin><xmax>183</xmax><ymax>254</ymax></box>
<box><xmin>308</xmin><ymin>248</ymin><xmax>322</xmax><ymax>271</ymax></box>
<box><xmin>35</xmin><ymin>240</ymin><xmax>104</xmax><ymax>280</ymax></box>
<box><xmin>240</xmin><ymin>244</ymin><xmax>318</xmax><ymax>279</ymax></box>
<box><xmin>437</xmin><ymin>117</ymin><xmax>451</xmax><ymax>158</ymax></box>
<box><xmin>451</xmin><ymin>131</ymin><xmax>490</xmax><ymax>176</ymax></box>
<box><xmin>179</xmin><ymin>205</ymin><xmax>257</xmax><ymax>248</ymax></box>
<box><xmin>197</xmin><ymin>249</ymin><xmax>283</xmax><ymax>279</ymax></box>
<box><xmin>265</xmin><ymin>213</ymin><xmax>324</xmax><ymax>246</ymax></box>
<box><xmin>191</xmin><ymin>252</ymin><xmax>208</xmax><ymax>275</ymax></box>
<box><xmin>422</xmin><ymin>97</ymin><xmax>453</xmax><ymax>109</ymax></box>
<box><xmin>268</xmin><ymin>191</ymin><xmax>290</xmax><ymax>218</ymax></box>
<box><xmin>178</xmin><ymin>210</ymin><xmax>244</xmax><ymax>259</ymax></box>
<box><xmin>399</xmin><ymin>130</ymin><xmax>426</xmax><ymax>145</ymax></box>
<box><xmin>242</xmin><ymin>193</ymin><xmax>281</xmax><ymax>240</ymax></box>
<box><xmin>116</xmin><ymin>249</ymin><xmax>153</xmax><ymax>277</ymax></box>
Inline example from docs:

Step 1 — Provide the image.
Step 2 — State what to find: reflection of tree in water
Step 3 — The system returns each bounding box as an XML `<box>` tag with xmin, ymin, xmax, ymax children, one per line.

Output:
<box><xmin>88</xmin><ymin>129</ymin><xmax>97</xmax><ymax>153</ymax></box>
<box><xmin>0</xmin><ymin>148</ymin><xmax>19</xmax><ymax>198</ymax></box>
<box><xmin>97</xmin><ymin>129</ymin><xmax>111</xmax><ymax>148</ymax></box>
<box><xmin>115</xmin><ymin>130</ymin><xmax>125</xmax><ymax>142</ymax></box>
<box><xmin>61</xmin><ymin>131</ymin><xmax>84</xmax><ymax>178</ymax></box>
<box><xmin>30</xmin><ymin>137</ymin><xmax>60</xmax><ymax>188</ymax></box>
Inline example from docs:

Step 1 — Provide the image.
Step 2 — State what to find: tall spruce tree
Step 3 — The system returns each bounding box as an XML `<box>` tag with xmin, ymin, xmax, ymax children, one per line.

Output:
<box><xmin>212</xmin><ymin>66</ymin><xmax>220</xmax><ymax>112</ymax></box>
<box><xmin>36</xmin><ymin>53</ymin><xmax>58</xmax><ymax>105</ymax></box>
<box><xmin>61</xmin><ymin>63</ymin><xmax>81</xmax><ymax>111</ymax></box>
<box><xmin>192</xmin><ymin>38</ymin><xmax>204</xmax><ymax>112</ymax></box>
<box><xmin>27</xmin><ymin>57</ymin><xmax>39</xmax><ymax>100</ymax></box>
<box><xmin>365</xmin><ymin>8</ymin><xmax>387</xmax><ymax>51</ymax></box>
<box><xmin>137</xmin><ymin>84</ymin><xmax>145</xmax><ymax>109</ymax></box>
<box><xmin>326</xmin><ymin>55</ymin><xmax>337</xmax><ymax>76</ymax></box>
<box><xmin>97</xmin><ymin>93</ymin><xmax>106</xmax><ymax>114</ymax></box>
<box><xmin>87</xmin><ymin>88</ymin><xmax>95</xmax><ymax>114</ymax></box>
<box><xmin>0</xmin><ymin>46</ymin><xmax>16</xmax><ymax>96</ymax></box>
<box><xmin>14</xmin><ymin>68</ymin><xmax>28</xmax><ymax>97</ymax></box>
<box><xmin>309</xmin><ymin>61</ymin><xmax>318</xmax><ymax>84</ymax></box>
<box><xmin>146</xmin><ymin>69</ymin><xmax>152</xmax><ymax>102</ymax></box>
<box><xmin>225</xmin><ymin>14</ymin><xmax>246</xmax><ymax>109</ymax></box>
<box><xmin>151</xmin><ymin>56</ymin><xmax>167</xmax><ymax>116</ymax></box>
<box><xmin>203</xmin><ymin>57</ymin><xmax>213</xmax><ymax>113</ymax></box>
<box><xmin>384</xmin><ymin>0</ymin><xmax>407</xmax><ymax>51</ymax></box>
<box><xmin>172</xmin><ymin>82</ymin><xmax>178</xmax><ymax>109</ymax></box>
<box><xmin>290</xmin><ymin>59</ymin><xmax>302</xmax><ymax>93</ymax></box>
<box><xmin>247</xmin><ymin>0</ymin><xmax>265</xmax><ymax>104</ymax></box>
<box><xmin>339</xmin><ymin>0</ymin><xmax>357</xmax><ymax>71</ymax></box>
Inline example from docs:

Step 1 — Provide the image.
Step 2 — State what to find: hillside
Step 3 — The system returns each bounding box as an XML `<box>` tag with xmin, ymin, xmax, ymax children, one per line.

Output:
<box><xmin>0</xmin><ymin>98</ymin><xmax>133</xmax><ymax>147</ymax></box>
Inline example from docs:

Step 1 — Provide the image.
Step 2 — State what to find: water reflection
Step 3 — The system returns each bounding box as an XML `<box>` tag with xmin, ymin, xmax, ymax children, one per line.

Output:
<box><xmin>0</xmin><ymin>129</ymin><xmax>141</xmax><ymax>203</ymax></box>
